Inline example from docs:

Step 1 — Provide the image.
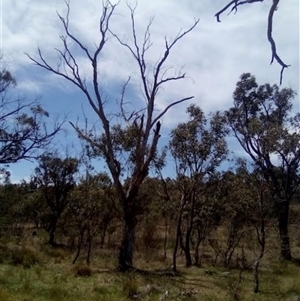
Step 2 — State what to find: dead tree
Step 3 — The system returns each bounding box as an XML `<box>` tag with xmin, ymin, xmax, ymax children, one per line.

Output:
<box><xmin>215</xmin><ymin>0</ymin><xmax>289</xmax><ymax>84</ymax></box>
<box><xmin>27</xmin><ymin>1</ymin><xmax>198</xmax><ymax>271</ymax></box>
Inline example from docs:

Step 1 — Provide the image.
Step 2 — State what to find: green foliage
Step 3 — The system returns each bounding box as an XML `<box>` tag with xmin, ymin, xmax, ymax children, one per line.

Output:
<box><xmin>0</xmin><ymin>182</ymin><xmax>36</xmax><ymax>238</ymax></box>
<box><xmin>68</xmin><ymin>171</ymin><xmax>119</xmax><ymax>263</ymax></box>
<box><xmin>170</xmin><ymin>104</ymin><xmax>228</xmax><ymax>175</ymax></box>
<box><xmin>0</xmin><ymin>69</ymin><xmax>16</xmax><ymax>92</ymax></box>
<box><xmin>32</xmin><ymin>153</ymin><xmax>79</xmax><ymax>245</ymax></box>
<box><xmin>0</xmin><ymin>67</ymin><xmax>60</xmax><ymax>164</ymax></box>
<box><xmin>226</xmin><ymin>73</ymin><xmax>300</xmax><ymax>200</ymax></box>
<box><xmin>226</xmin><ymin>73</ymin><xmax>300</xmax><ymax>260</ymax></box>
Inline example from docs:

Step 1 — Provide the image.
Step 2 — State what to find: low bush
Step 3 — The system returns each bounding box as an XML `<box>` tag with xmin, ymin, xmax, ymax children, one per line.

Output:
<box><xmin>9</xmin><ymin>246</ymin><xmax>39</xmax><ymax>268</ymax></box>
<box><xmin>73</xmin><ymin>263</ymin><xmax>92</xmax><ymax>277</ymax></box>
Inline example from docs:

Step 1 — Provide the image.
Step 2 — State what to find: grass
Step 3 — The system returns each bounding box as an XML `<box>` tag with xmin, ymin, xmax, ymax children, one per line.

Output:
<box><xmin>0</xmin><ymin>230</ymin><xmax>300</xmax><ymax>301</ymax></box>
<box><xmin>1</xmin><ymin>257</ymin><xmax>299</xmax><ymax>301</ymax></box>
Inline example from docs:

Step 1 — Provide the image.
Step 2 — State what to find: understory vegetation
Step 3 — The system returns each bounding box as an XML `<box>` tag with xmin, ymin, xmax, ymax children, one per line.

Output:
<box><xmin>1</xmin><ymin>1</ymin><xmax>299</xmax><ymax>300</ymax></box>
<box><xmin>0</xmin><ymin>222</ymin><xmax>300</xmax><ymax>301</ymax></box>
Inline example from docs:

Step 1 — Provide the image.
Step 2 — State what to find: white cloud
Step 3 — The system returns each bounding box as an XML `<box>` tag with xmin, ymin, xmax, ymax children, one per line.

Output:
<box><xmin>3</xmin><ymin>1</ymin><xmax>298</xmax><ymax>105</ymax></box>
<box><xmin>2</xmin><ymin>0</ymin><xmax>299</xmax><ymax>178</ymax></box>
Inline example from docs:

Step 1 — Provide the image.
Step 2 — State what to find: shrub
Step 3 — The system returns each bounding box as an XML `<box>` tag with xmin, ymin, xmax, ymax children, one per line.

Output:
<box><xmin>0</xmin><ymin>244</ymin><xmax>9</xmax><ymax>263</ymax></box>
<box><xmin>73</xmin><ymin>263</ymin><xmax>92</xmax><ymax>277</ymax></box>
<box><xmin>9</xmin><ymin>246</ymin><xmax>39</xmax><ymax>268</ymax></box>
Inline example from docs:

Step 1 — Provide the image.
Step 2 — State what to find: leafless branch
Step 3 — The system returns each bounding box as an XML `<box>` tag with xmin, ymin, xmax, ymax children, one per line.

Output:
<box><xmin>111</xmin><ymin>7</ymin><xmax>197</xmax><ymax>174</ymax></box>
<box><xmin>215</xmin><ymin>0</ymin><xmax>264</xmax><ymax>22</ymax></box>
<box><xmin>151</xmin><ymin>96</ymin><xmax>194</xmax><ymax>127</ymax></box>
<box><xmin>267</xmin><ymin>0</ymin><xmax>289</xmax><ymax>84</ymax></box>
<box><xmin>215</xmin><ymin>0</ymin><xmax>289</xmax><ymax>84</ymax></box>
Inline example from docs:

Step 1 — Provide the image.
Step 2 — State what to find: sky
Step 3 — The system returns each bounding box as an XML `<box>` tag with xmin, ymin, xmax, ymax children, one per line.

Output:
<box><xmin>1</xmin><ymin>0</ymin><xmax>299</xmax><ymax>183</ymax></box>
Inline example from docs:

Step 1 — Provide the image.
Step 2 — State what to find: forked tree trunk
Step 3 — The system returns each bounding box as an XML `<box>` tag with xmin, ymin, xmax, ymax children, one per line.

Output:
<box><xmin>72</xmin><ymin>227</ymin><xmax>86</xmax><ymax>264</ymax></box>
<box><xmin>278</xmin><ymin>200</ymin><xmax>292</xmax><ymax>261</ymax></box>
<box><xmin>173</xmin><ymin>195</ymin><xmax>186</xmax><ymax>272</ymax></box>
<box><xmin>118</xmin><ymin>210</ymin><xmax>137</xmax><ymax>271</ymax></box>
<box><xmin>184</xmin><ymin>192</ymin><xmax>196</xmax><ymax>267</ymax></box>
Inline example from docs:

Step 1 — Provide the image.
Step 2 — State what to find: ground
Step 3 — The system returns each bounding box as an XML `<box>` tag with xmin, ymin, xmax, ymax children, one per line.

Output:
<box><xmin>0</xmin><ymin>233</ymin><xmax>300</xmax><ymax>301</ymax></box>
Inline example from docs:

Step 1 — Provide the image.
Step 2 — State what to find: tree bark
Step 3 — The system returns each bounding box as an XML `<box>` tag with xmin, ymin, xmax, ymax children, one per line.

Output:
<box><xmin>48</xmin><ymin>217</ymin><xmax>58</xmax><ymax>246</ymax></box>
<box><xmin>184</xmin><ymin>228</ymin><xmax>193</xmax><ymax>267</ymax></box>
<box><xmin>100</xmin><ymin>224</ymin><xmax>107</xmax><ymax>249</ymax></box>
<box><xmin>173</xmin><ymin>215</ymin><xmax>181</xmax><ymax>273</ymax></box>
<box><xmin>72</xmin><ymin>228</ymin><xmax>85</xmax><ymax>264</ymax></box>
<box><xmin>163</xmin><ymin>215</ymin><xmax>169</xmax><ymax>260</ymax></box>
<box><xmin>253</xmin><ymin>216</ymin><xmax>266</xmax><ymax>293</ymax></box>
<box><xmin>194</xmin><ymin>238</ymin><xmax>202</xmax><ymax>266</ymax></box>
<box><xmin>183</xmin><ymin>191</ymin><xmax>196</xmax><ymax>267</ymax></box>
<box><xmin>173</xmin><ymin>194</ymin><xmax>186</xmax><ymax>272</ymax></box>
<box><xmin>278</xmin><ymin>200</ymin><xmax>292</xmax><ymax>261</ymax></box>
<box><xmin>118</xmin><ymin>210</ymin><xmax>137</xmax><ymax>271</ymax></box>
<box><xmin>86</xmin><ymin>233</ymin><xmax>92</xmax><ymax>265</ymax></box>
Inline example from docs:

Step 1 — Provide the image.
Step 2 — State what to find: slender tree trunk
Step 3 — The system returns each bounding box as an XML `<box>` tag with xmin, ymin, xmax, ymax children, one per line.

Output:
<box><xmin>48</xmin><ymin>217</ymin><xmax>58</xmax><ymax>246</ymax></box>
<box><xmin>73</xmin><ymin>242</ymin><xmax>82</xmax><ymax>264</ymax></box>
<box><xmin>163</xmin><ymin>215</ymin><xmax>169</xmax><ymax>260</ymax></box>
<box><xmin>173</xmin><ymin>214</ymin><xmax>182</xmax><ymax>272</ymax></box>
<box><xmin>86</xmin><ymin>233</ymin><xmax>92</xmax><ymax>265</ymax></box>
<box><xmin>173</xmin><ymin>195</ymin><xmax>186</xmax><ymax>272</ymax></box>
<box><xmin>253</xmin><ymin>219</ymin><xmax>266</xmax><ymax>293</ymax></box>
<box><xmin>100</xmin><ymin>224</ymin><xmax>108</xmax><ymax>249</ymax></box>
<box><xmin>118</xmin><ymin>209</ymin><xmax>137</xmax><ymax>271</ymax></box>
<box><xmin>184</xmin><ymin>192</ymin><xmax>196</xmax><ymax>267</ymax></box>
<box><xmin>194</xmin><ymin>236</ymin><xmax>202</xmax><ymax>266</ymax></box>
<box><xmin>184</xmin><ymin>228</ymin><xmax>193</xmax><ymax>267</ymax></box>
<box><xmin>278</xmin><ymin>200</ymin><xmax>292</xmax><ymax>261</ymax></box>
<box><xmin>72</xmin><ymin>228</ymin><xmax>85</xmax><ymax>264</ymax></box>
<box><xmin>253</xmin><ymin>245</ymin><xmax>265</xmax><ymax>293</ymax></box>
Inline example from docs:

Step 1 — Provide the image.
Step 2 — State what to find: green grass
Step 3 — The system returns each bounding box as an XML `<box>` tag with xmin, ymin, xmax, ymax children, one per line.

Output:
<box><xmin>1</xmin><ymin>260</ymin><xmax>299</xmax><ymax>301</ymax></box>
<box><xmin>0</xmin><ymin>235</ymin><xmax>300</xmax><ymax>301</ymax></box>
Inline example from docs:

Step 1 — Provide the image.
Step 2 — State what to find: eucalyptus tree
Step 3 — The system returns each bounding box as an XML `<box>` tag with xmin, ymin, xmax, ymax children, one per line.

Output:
<box><xmin>0</xmin><ymin>182</ymin><xmax>30</xmax><ymax>238</ymax></box>
<box><xmin>226</xmin><ymin>73</ymin><xmax>300</xmax><ymax>260</ymax></box>
<box><xmin>236</xmin><ymin>161</ymin><xmax>273</xmax><ymax>293</ymax></box>
<box><xmin>170</xmin><ymin>104</ymin><xmax>228</xmax><ymax>269</ymax></box>
<box><xmin>70</xmin><ymin>172</ymin><xmax>118</xmax><ymax>264</ymax></box>
<box><xmin>0</xmin><ymin>66</ymin><xmax>61</xmax><ymax>166</ymax></box>
<box><xmin>33</xmin><ymin>153</ymin><xmax>79</xmax><ymax>245</ymax></box>
<box><xmin>27</xmin><ymin>1</ymin><xmax>198</xmax><ymax>270</ymax></box>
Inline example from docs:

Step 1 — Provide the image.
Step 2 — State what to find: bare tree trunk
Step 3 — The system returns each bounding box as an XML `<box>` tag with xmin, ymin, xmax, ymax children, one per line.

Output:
<box><xmin>278</xmin><ymin>201</ymin><xmax>291</xmax><ymax>261</ymax></box>
<box><xmin>118</xmin><ymin>211</ymin><xmax>137</xmax><ymax>271</ymax></box>
<box><xmin>86</xmin><ymin>233</ymin><xmax>92</xmax><ymax>265</ymax></box>
<box><xmin>194</xmin><ymin>239</ymin><xmax>202</xmax><ymax>266</ymax></box>
<box><xmin>173</xmin><ymin>195</ymin><xmax>186</xmax><ymax>272</ymax></box>
<box><xmin>72</xmin><ymin>228</ymin><xmax>85</xmax><ymax>264</ymax></box>
<box><xmin>26</xmin><ymin>1</ymin><xmax>198</xmax><ymax>272</ymax></box>
<box><xmin>183</xmin><ymin>192</ymin><xmax>196</xmax><ymax>267</ymax></box>
<box><xmin>253</xmin><ymin>217</ymin><xmax>266</xmax><ymax>293</ymax></box>
<box><xmin>100</xmin><ymin>224</ymin><xmax>108</xmax><ymax>249</ymax></box>
<box><xmin>163</xmin><ymin>216</ymin><xmax>169</xmax><ymax>260</ymax></box>
<box><xmin>173</xmin><ymin>215</ymin><xmax>181</xmax><ymax>273</ymax></box>
<box><xmin>184</xmin><ymin>228</ymin><xmax>193</xmax><ymax>267</ymax></box>
<box><xmin>223</xmin><ymin>222</ymin><xmax>242</xmax><ymax>267</ymax></box>
<box><xmin>48</xmin><ymin>217</ymin><xmax>58</xmax><ymax>246</ymax></box>
<box><xmin>73</xmin><ymin>243</ymin><xmax>82</xmax><ymax>264</ymax></box>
